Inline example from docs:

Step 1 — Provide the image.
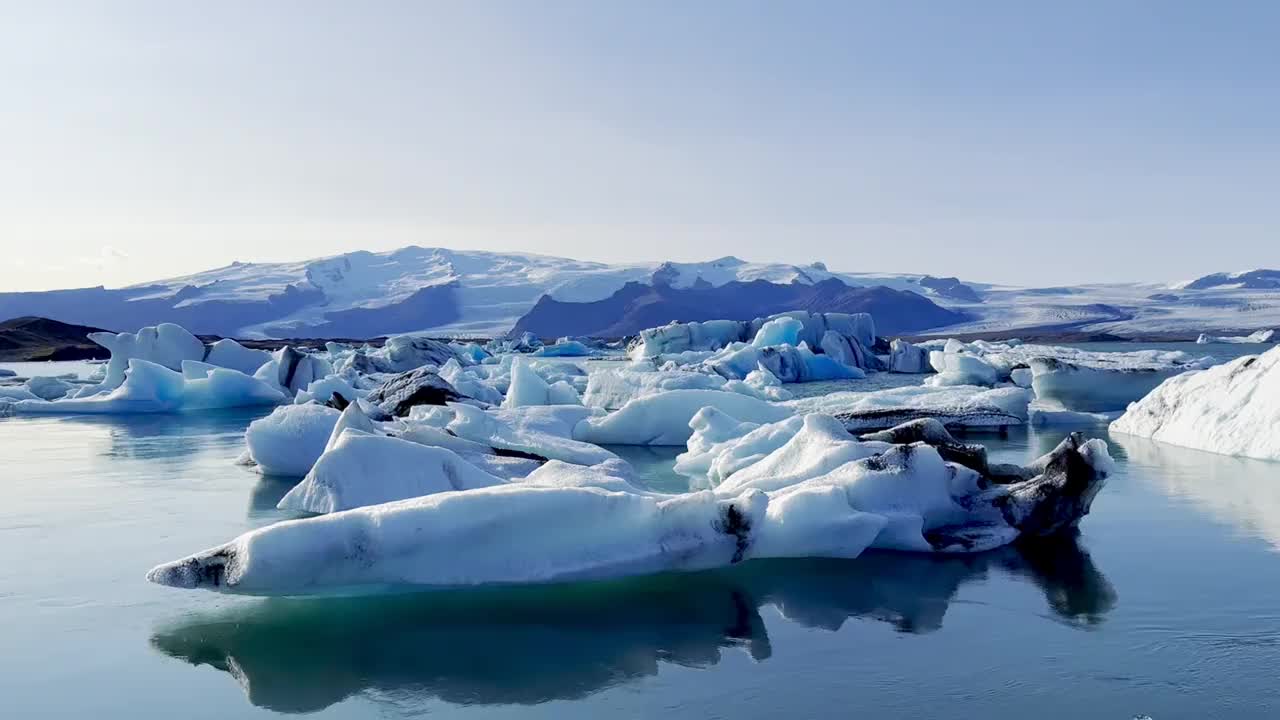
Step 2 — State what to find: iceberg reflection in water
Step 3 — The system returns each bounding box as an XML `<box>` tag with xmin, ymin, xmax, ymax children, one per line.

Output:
<box><xmin>150</xmin><ymin>534</ymin><xmax>1114</xmax><ymax>713</ymax></box>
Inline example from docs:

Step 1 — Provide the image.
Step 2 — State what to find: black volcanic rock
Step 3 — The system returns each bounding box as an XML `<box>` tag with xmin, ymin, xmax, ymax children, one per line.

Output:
<box><xmin>0</xmin><ymin>316</ymin><xmax>111</xmax><ymax>361</ymax></box>
<box><xmin>511</xmin><ymin>279</ymin><xmax>968</xmax><ymax>338</ymax></box>
<box><xmin>365</xmin><ymin>368</ymin><xmax>467</xmax><ymax>417</ymax></box>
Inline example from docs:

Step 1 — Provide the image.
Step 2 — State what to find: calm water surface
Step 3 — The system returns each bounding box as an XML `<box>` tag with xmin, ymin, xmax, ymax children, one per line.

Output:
<box><xmin>3</xmin><ymin>349</ymin><xmax>1280</xmax><ymax>718</ymax></box>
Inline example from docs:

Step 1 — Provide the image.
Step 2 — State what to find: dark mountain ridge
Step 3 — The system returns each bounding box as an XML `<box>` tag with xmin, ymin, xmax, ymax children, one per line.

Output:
<box><xmin>512</xmin><ymin>278</ymin><xmax>968</xmax><ymax>337</ymax></box>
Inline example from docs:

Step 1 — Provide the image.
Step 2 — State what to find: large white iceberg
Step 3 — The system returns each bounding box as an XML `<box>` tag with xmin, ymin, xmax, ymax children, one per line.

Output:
<box><xmin>1110</xmin><ymin>346</ymin><xmax>1280</xmax><ymax>461</ymax></box>
<box><xmin>75</xmin><ymin>323</ymin><xmax>206</xmax><ymax>396</ymax></box>
<box><xmin>148</xmin><ymin>418</ymin><xmax>1113</xmax><ymax>595</ymax></box>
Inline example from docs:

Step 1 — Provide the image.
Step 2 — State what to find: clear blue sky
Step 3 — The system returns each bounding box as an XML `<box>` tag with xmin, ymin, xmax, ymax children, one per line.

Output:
<box><xmin>3</xmin><ymin>1</ymin><xmax>1278</xmax><ymax>290</ymax></box>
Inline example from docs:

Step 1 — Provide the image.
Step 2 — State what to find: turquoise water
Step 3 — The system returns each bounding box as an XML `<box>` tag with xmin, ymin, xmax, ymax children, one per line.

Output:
<box><xmin>3</xmin><ymin>353</ymin><xmax>1280</xmax><ymax>718</ymax></box>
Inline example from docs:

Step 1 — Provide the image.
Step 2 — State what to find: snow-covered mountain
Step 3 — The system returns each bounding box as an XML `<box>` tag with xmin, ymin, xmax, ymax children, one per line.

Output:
<box><xmin>0</xmin><ymin>246</ymin><xmax>1277</xmax><ymax>340</ymax></box>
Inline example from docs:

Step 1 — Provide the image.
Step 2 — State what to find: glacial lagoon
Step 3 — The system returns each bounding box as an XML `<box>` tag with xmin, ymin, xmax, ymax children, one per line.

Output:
<box><xmin>3</xmin><ymin>346</ymin><xmax>1280</xmax><ymax>719</ymax></box>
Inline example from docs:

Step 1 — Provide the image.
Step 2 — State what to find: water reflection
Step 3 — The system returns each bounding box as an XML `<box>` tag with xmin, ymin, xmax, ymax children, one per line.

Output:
<box><xmin>151</xmin><ymin>535</ymin><xmax>1115</xmax><ymax>713</ymax></box>
<box><xmin>1111</xmin><ymin>433</ymin><xmax>1280</xmax><ymax>550</ymax></box>
<box><xmin>58</xmin><ymin>408</ymin><xmax>271</xmax><ymax>463</ymax></box>
<box><xmin>247</xmin><ymin>475</ymin><xmax>300</xmax><ymax>519</ymax></box>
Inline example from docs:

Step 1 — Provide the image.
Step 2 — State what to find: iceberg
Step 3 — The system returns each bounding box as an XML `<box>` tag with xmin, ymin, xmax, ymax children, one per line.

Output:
<box><xmin>633</xmin><ymin>312</ymin><xmax>875</xmax><ymax>363</ymax></box>
<box><xmin>1028</xmin><ymin>357</ymin><xmax>1194</xmax><ymax>413</ymax></box>
<box><xmin>710</xmin><ymin>414</ymin><xmax>889</xmax><ymax>495</ymax></box>
<box><xmin>1195</xmin><ymin>329</ymin><xmax>1276</xmax><ymax>344</ymax></box>
<box><xmin>0</xmin><ymin>385</ymin><xmax>39</xmax><ymax>401</ymax></box>
<box><xmin>502</xmin><ymin>359</ymin><xmax>582</xmax><ymax>408</ymax></box>
<box><xmin>531</xmin><ymin>339</ymin><xmax>594</xmax><ymax>357</ymax></box>
<box><xmin>917</xmin><ymin>338</ymin><xmax>1214</xmax><ymax>411</ymax></box>
<box><xmin>5</xmin><ymin>359</ymin><xmax>285</xmax><ymax>414</ymax></box>
<box><xmin>244</xmin><ymin>404</ymin><xmax>341</xmax><ymax>477</ymax></box>
<box><xmin>582</xmin><ymin>368</ymin><xmax>726</xmax><ymax>410</ymax></box>
<box><xmin>255</xmin><ymin>347</ymin><xmax>334</xmax><ymax>396</ymax></box>
<box><xmin>278</xmin><ymin>430</ymin><xmax>507</xmax><ymax>514</ymax></box>
<box><xmin>294</xmin><ymin>374</ymin><xmax>362</xmax><ymax>408</ymax></box>
<box><xmin>724</xmin><ymin>367</ymin><xmax>793</xmax><ymax>402</ymax></box>
<box><xmin>147</xmin><ymin>418</ymin><xmax>1112</xmax><ymax>595</ymax></box>
<box><xmin>147</xmin><ymin>486</ymin><xmax>769</xmax><ymax>594</ymax></box>
<box><xmin>675</xmin><ymin>408</ymin><xmax>804</xmax><ymax>483</ymax></box>
<box><xmin>25</xmin><ymin>376</ymin><xmax>76</xmax><ymax>401</ymax></box>
<box><xmin>75</xmin><ymin>323</ymin><xmax>205</xmax><ymax>396</ymax></box>
<box><xmin>1110</xmin><ymin>346</ymin><xmax>1280</xmax><ymax>461</ymax></box>
<box><xmin>574</xmin><ymin>389</ymin><xmax>793</xmax><ymax>446</ymax></box>
<box><xmin>449</xmin><ymin>403</ymin><xmax>617</xmax><ymax>465</ymax></box>
<box><xmin>437</xmin><ymin>359</ymin><xmax>504</xmax><ymax>405</ymax></box>
<box><xmin>705</xmin><ymin>343</ymin><xmax>865</xmax><ymax>383</ymax></box>
<box><xmin>204</xmin><ymin>339</ymin><xmax>272</xmax><ymax>376</ymax></box>
<box><xmin>752</xmin><ymin>317</ymin><xmax>803</xmax><ymax>348</ymax></box>
<box><xmin>785</xmin><ymin>385</ymin><xmax>1031</xmax><ymax>432</ymax></box>
<box><xmin>337</xmin><ymin>334</ymin><xmax>462</xmax><ymax>374</ymax></box>
<box><xmin>888</xmin><ymin>339</ymin><xmax>932</xmax><ymax>374</ymax></box>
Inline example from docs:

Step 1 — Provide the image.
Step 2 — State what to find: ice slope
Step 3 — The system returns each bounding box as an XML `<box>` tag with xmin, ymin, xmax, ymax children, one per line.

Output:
<box><xmin>1110</xmin><ymin>346</ymin><xmax>1280</xmax><ymax>461</ymax></box>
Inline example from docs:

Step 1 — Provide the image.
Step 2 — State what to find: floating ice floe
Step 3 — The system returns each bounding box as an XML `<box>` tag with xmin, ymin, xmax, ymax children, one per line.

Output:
<box><xmin>1195</xmin><ymin>329</ymin><xmax>1276</xmax><ymax>344</ymax></box>
<box><xmin>1110</xmin><ymin>346</ymin><xmax>1280</xmax><ymax>461</ymax></box>
<box><xmin>4</xmin><ymin>359</ymin><xmax>286</xmax><ymax>415</ymax></box>
<box><xmin>919</xmin><ymin>339</ymin><xmax>1214</xmax><ymax>411</ymax></box>
<box><xmin>785</xmin><ymin>385</ymin><xmax>1032</xmax><ymax>432</ymax></box>
<box><xmin>147</xmin><ymin>416</ymin><xmax>1112</xmax><ymax>595</ymax></box>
